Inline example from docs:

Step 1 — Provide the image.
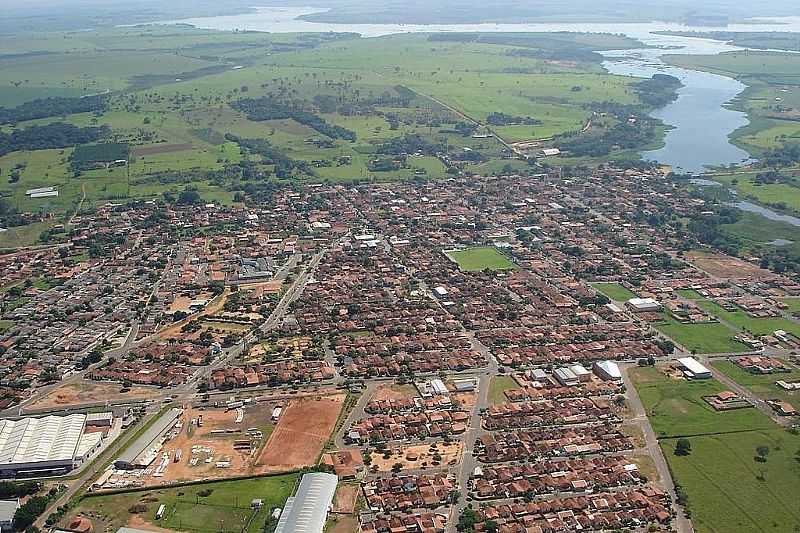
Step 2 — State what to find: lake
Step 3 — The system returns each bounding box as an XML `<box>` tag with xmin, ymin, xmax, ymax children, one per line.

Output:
<box><xmin>162</xmin><ymin>8</ymin><xmax>800</xmax><ymax>173</ymax></box>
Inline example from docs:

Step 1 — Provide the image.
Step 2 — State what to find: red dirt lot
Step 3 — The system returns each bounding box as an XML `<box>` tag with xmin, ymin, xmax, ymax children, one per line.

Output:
<box><xmin>257</xmin><ymin>394</ymin><xmax>345</xmax><ymax>471</ymax></box>
<box><xmin>686</xmin><ymin>251</ymin><xmax>772</xmax><ymax>280</ymax></box>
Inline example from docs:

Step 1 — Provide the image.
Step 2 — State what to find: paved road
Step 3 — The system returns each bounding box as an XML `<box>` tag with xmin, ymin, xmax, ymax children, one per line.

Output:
<box><xmin>622</xmin><ymin>365</ymin><xmax>694</xmax><ymax>533</ymax></box>
<box><xmin>448</xmin><ymin>333</ymin><xmax>497</xmax><ymax>533</ymax></box>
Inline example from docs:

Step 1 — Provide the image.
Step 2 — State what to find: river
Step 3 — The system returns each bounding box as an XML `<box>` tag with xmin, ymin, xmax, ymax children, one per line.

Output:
<box><xmin>162</xmin><ymin>8</ymin><xmax>800</xmax><ymax>173</ymax></box>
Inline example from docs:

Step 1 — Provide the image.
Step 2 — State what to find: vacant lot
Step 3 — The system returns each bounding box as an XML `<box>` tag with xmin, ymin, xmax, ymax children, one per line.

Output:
<box><xmin>257</xmin><ymin>394</ymin><xmax>345</xmax><ymax>471</ymax></box>
<box><xmin>712</xmin><ymin>360</ymin><xmax>800</xmax><ymax>412</ymax></box>
<box><xmin>28</xmin><ymin>380</ymin><xmax>157</xmax><ymax>410</ymax></box>
<box><xmin>488</xmin><ymin>375</ymin><xmax>518</xmax><ymax>405</ymax></box>
<box><xmin>68</xmin><ymin>474</ymin><xmax>298</xmax><ymax>533</ymax></box>
<box><xmin>590</xmin><ymin>282</ymin><xmax>637</xmax><ymax>301</ymax></box>
<box><xmin>369</xmin><ymin>441</ymin><xmax>462</xmax><ymax>473</ymax></box>
<box><xmin>446</xmin><ymin>247</ymin><xmax>516</xmax><ymax>272</ymax></box>
<box><xmin>654</xmin><ymin>314</ymin><xmax>750</xmax><ymax>354</ymax></box>
<box><xmin>630</xmin><ymin>366</ymin><xmax>774</xmax><ymax>438</ymax></box>
<box><xmin>685</xmin><ymin>251</ymin><xmax>772</xmax><ymax>280</ymax></box>
<box><xmin>663</xmin><ymin>430</ymin><xmax>800</xmax><ymax>533</ymax></box>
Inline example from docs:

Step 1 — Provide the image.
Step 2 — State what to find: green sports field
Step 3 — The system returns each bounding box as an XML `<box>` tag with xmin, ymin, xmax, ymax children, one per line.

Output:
<box><xmin>446</xmin><ymin>247</ymin><xmax>516</xmax><ymax>272</ymax></box>
<box><xmin>68</xmin><ymin>474</ymin><xmax>298</xmax><ymax>533</ymax></box>
<box><xmin>590</xmin><ymin>282</ymin><xmax>637</xmax><ymax>301</ymax></box>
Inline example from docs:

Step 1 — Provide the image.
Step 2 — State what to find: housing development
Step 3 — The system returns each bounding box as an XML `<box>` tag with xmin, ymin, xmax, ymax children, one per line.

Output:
<box><xmin>0</xmin><ymin>163</ymin><xmax>798</xmax><ymax>533</ymax></box>
<box><xmin>1</xmin><ymin>3</ymin><xmax>800</xmax><ymax>533</ymax></box>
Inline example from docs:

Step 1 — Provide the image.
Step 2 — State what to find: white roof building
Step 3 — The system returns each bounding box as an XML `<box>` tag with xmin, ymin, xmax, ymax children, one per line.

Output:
<box><xmin>0</xmin><ymin>413</ymin><xmax>98</xmax><ymax>476</ymax></box>
<box><xmin>274</xmin><ymin>473</ymin><xmax>337</xmax><ymax>533</ymax></box>
<box><xmin>626</xmin><ymin>297</ymin><xmax>662</xmax><ymax>312</ymax></box>
<box><xmin>594</xmin><ymin>360</ymin><xmax>622</xmax><ymax>381</ymax></box>
<box><xmin>677</xmin><ymin>357</ymin><xmax>712</xmax><ymax>379</ymax></box>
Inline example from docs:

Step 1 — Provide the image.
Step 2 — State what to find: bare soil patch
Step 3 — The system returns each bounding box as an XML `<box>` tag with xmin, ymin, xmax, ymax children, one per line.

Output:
<box><xmin>686</xmin><ymin>251</ymin><xmax>772</xmax><ymax>280</ymax></box>
<box><xmin>371</xmin><ymin>384</ymin><xmax>418</xmax><ymax>402</ymax></box>
<box><xmin>257</xmin><ymin>394</ymin><xmax>345</xmax><ymax>471</ymax></box>
<box><xmin>369</xmin><ymin>441</ymin><xmax>462</xmax><ymax>473</ymax></box>
<box><xmin>29</xmin><ymin>380</ymin><xmax>156</xmax><ymax>409</ymax></box>
<box><xmin>332</xmin><ymin>484</ymin><xmax>359</xmax><ymax>514</ymax></box>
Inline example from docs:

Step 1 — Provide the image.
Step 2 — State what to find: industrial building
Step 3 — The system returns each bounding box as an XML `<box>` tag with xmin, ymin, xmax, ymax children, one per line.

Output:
<box><xmin>677</xmin><ymin>357</ymin><xmax>712</xmax><ymax>380</ymax></box>
<box><xmin>626</xmin><ymin>297</ymin><xmax>662</xmax><ymax>313</ymax></box>
<box><xmin>594</xmin><ymin>360</ymin><xmax>622</xmax><ymax>382</ymax></box>
<box><xmin>114</xmin><ymin>408</ymin><xmax>181</xmax><ymax>470</ymax></box>
<box><xmin>274</xmin><ymin>472</ymin><xmax>337</xmax><ymax>533</ymax></box>
<box><xmin>0</xmin><ymin>413</ymin><xmax>106</xmax><ymax>478</ymax></box>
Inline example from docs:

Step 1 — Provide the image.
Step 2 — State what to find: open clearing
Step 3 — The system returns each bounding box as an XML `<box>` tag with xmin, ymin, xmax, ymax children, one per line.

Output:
<box><xmin>369</xmin><ymin>441</ymin><xmax>462</xmax><ymax>473</ymax></box>
<box><xmin>68</xmin><ymin>474</ymin><xmax>297</xmax><ymax>533</ymax></box>
<box><xmin>488</xmin><ymin>375</ymin><xmax>519</xmax><ymax>404</ymax></box>
<box><xmin>630</xmin><ymin>366</ymin><xmax>775</xmax><ymax>438</ymax></box>
<box><xmin>27</xmin><ymin>380</ymin><xmax>157</xmax><ymax>410</ymax></box>
<box><xmin>685</xmin><ymin>250</ymin><xmax>772</xmax><ymax>280</ymax></box>
<box><xmin>446</xmin><ymin>246</ymin><xmax>516</xmax><ymax>272</ymax></box>
<box><xmin>654</xmin><ymin>313</ymin><xmax>750</xmax><ymax>354</ymax></box>
<box><xmin>632</xmin><ymin>364</ymin><xmax>800</xmax><ymax>533</ymax></box>
<box><xmin>257</xmin><ymin>394</ymin><xmax>345</xmax><ymax>470</ymax></box>
<box><xmin>663</xmin><ymin>429</ymin><xmax>800</xmax><ymax>533</ymax></box>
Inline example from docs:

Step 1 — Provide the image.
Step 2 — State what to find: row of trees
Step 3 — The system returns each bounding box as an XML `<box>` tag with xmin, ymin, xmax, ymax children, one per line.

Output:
<box><xmin>232</xmin><ymin>97</ymin><xmax>356</xmax><ymax>141</ymax></box>
<box><xmin>0</xmin><ymin>95</ymin><xmax>107</xmax><ymax>125</ymax></box>
<box><xmin>0</xmin><ymin>123</ymin><xmax>109</xmax><ymax>158</ymax></box>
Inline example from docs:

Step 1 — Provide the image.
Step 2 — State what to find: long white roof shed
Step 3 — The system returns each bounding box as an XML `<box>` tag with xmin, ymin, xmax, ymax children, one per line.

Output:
<box><xmin>677</xmin><ymin>357</ymin><xmax>712</xmax><ymax>378</ymax></box>
<box><xmin>274</xmin><ymin>472</ymin><xmax>338</xmax><ymax>533</ymax></box>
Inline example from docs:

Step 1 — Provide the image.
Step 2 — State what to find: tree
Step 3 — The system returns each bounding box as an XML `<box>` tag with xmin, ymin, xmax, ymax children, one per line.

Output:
<box><xmin>755</xmin><ymin>445</ymin><xmax>770</xmax><ymax>462</ymax></box>
<box><xmin>675</xmin><ymin>438</ymin><xmax>692</xmax><ymax>456</ymax></box>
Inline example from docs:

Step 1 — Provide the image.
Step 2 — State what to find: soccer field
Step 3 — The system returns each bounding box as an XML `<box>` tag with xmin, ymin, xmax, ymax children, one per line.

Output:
<box><xmin>446</xmin><ymin>247</ymin><xmax>516</xmax><ymax>272</ymax></box>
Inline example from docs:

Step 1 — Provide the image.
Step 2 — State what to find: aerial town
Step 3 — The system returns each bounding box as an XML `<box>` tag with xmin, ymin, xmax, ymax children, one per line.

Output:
<box><xmin>2</xmin><ymin>0</ymin><xmax>800</xmax><ymax>531</ymax></box>
<box><xmin>1</xmin><ymin>164</ymin><xmax>799</xmax><ymax>533</ymax></box>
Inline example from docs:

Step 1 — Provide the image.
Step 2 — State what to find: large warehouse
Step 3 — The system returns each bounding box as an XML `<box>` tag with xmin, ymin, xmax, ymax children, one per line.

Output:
<box><xmin>114</xmin><ymin>408</ymin><xmax>181</xmax><ymax>470</ymax></box>
<box><xmin>274</xmin><ymin>472</ymin><xmax>338</xmax><ymax>533</ymax></box>
<box><xmin>0</xmin><ymin>413</ymin><xmax>104</xmax><ymax>478</ymax></box>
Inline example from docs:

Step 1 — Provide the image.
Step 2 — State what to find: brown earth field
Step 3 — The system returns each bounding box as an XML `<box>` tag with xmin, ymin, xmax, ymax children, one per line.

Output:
<box><xmin>369</xmin><ymin>441</ymin><xmax>462</xmax><ymax>473</ymax></box>
<box><xmin>332</xmin><ymin>483</ymin><xmax>359</xmax><ymax>514</ymax></box>
<box><xmin>327</xmin><ymin>515</ymin><xmax>359</xmax><ymax>533</ymax></box>
<box><xmin>371</xmin><ymin>384</ymin><xmax>418</xmax><ymax>402</ymax></box>
<box><xmin>685</xmin><ymin>251</ymin><xmax>772</xmax><ymax>280</ymax></box>
<box><xmin>257</xmin><ymin>394</ymin><xmax>345</xmax><ymax>471</ymax></box>
<box><xmin>27</xmin><ymin>380</ymin><xmax>157</xmax><ymax>410</ymax></box>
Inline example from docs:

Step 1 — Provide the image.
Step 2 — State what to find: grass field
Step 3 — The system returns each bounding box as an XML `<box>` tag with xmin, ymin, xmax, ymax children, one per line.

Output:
<box><xmin>630</xmin><ymin>367</ymin><xmax>774</xmax><ymax>438</ymax></box>
<box><xmin>712</xmin><ymin>360</ymin><xmax>800</xmax><ymax>412</ymax></box>
<box><xmin>712</xmin><ymin>171</ymin><xmax>800</xmax><ymax>215</ymax></box>
<box><xmin>590</xmin><ymin>282</ymin><xmax>637</xmax><ymax>301</ymax></box>
<box><xmin>69</xmin><ymin>474</ymin><xmax>298</xmax><ymax>533</ymax></box>
<box><xmin>662</xmin><ymin>429</ymin><xmax>800</xmax><ymax>533</ymax></box>
<box><xmin>653</xmin><ymin>314</ymin><xmax>750</xmax><ymax>354</ymax></box>
<box><xmin>693</xmin><ymin>298</ymin><xmax>800</xmax><ymax>339</ymax></box>
<box><xmin>782</xmin><ymin>298</ymin><xmax>800</xmax><ymax>314</ymax></box>
<box><xmin>631</xmin><ymin>365</ymin><xmax>800</xmax><ymax>533</ymax></box>
<box><xmin>446</xmin><ymin>247</ymin><xmax>516</xmax><ymax>272</ymax></box>
<box><xmin>488</xmin><ymin>375</ymin><xmax>518</xmax><ymax>405</ymax></box>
